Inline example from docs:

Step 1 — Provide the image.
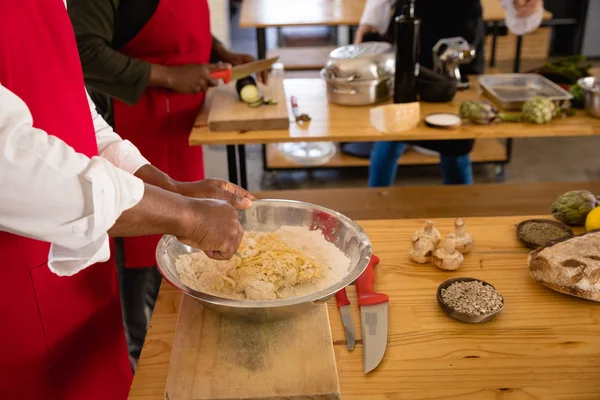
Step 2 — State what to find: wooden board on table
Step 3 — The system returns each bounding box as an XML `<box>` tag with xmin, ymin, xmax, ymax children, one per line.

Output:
<box><xmin>132</xmin><ymin>215</ymin><xmax>600</xmax><ymax>400</ymax></box>
<box><xmin>164</xmin><ymin>295</ymin><xmax>341</xmax><ymax>400</ymax></box>
<box><xmin>205</xmin><ymin>76</ymin><xmax>290</xmax><ymax>133</ymax></box>
<box><xmin>266</xmin><ymin>139</ymin><xmax>506</xmax><ymax>169</ymax></box>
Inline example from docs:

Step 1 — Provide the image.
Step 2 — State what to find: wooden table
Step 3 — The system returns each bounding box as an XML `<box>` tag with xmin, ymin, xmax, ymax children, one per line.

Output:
<box><xmin>240</xmin><ymin>0</ymin><xmax>553</xmax><ymax>70</ymax></box>
<box><xmin>190</xmin><ymin>78</ymin><xmax>600</xmax><ymax>188</ymax></box>
<box><xmin>129</xmin><ymin>215</ymin><xmax>600</xmax><ymax>399</ymax></box>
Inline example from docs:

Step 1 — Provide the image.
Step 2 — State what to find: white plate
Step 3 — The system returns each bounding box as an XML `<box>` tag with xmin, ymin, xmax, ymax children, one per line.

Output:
<box><xmin>277</xmin><ymin>142</ymin><xmax>337</xmax><ymax>166</ymax></box>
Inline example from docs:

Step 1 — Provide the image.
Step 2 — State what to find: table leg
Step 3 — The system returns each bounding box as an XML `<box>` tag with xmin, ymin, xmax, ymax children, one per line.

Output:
<box><xmin>226</xmin><ymin>144</ymin><xmax>239</xmax><ymax>185</ymax></box>
<box><xmin>513</xmin><ymin>36</ymin><xmax>523</xmax><ymax>73</ymax></box>
<box><xmin>489</xmin><ymin>22</ymin><xmax>498</xmax><ymax>68</ymax></box>
<box><xmin>257</xmin><ymin>27</ymin><xmax>267</xmax><ymax>60</ymax></box>
<box><xmin>237</xmin><ymin>144</ymin><xmax>248</xmax><ymax>190</ymax></box>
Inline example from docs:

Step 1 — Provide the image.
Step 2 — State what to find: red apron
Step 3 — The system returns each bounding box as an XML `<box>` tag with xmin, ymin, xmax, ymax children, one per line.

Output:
<box><xmin>0</xmin><ymin>0</ymin><xmax>132</xmax><ymax>398</ymax></box>
<box><xmin>113</xmin><ymin>0</ymin><xmax>212</xmax><ymax>268</ymax></box>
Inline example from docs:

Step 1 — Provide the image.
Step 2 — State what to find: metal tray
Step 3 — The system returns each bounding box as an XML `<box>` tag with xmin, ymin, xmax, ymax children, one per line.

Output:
<box><xmin>478</xmin><ymin>73</ymin><xmax>573</xmax><ymax>110</ymax></box>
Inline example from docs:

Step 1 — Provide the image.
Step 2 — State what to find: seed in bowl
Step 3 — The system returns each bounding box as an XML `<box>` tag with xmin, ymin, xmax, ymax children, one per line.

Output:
<box><xmin>441</xmin><ymin>280</ymin><xmax>503</xmax><ymax>316</ymax></box>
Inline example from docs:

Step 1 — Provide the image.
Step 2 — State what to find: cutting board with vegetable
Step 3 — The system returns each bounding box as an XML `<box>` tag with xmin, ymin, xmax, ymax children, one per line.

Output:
<box><xmin>164</xmin><ymin>295</ymin><xmax>341</xmax><ymax>400</ymax></box>
<box><xmin>204</xmin><ymin>74</ymin><xmax>290</xmax><ymax>132</ymax></box>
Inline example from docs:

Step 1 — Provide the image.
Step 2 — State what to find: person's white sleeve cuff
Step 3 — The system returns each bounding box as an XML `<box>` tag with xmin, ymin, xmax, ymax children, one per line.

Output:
<box><xmin>87</xmin><ymin>91</ymin><xmax>150</xmax><ymax>174</ymax></box>
<box><xmin>47</xmin><ymin>158</ymin><xmax>145</xmax><ymax>276</ymax></box>
<box><xmin>503</xmin><ymin>0</ymin><xmax>544</xmax><ymax>36</ymax></box>
<box><xmin>360</xmin><ymin>0</ymin><xmax>393</xmax><ymax>35</ymax></box>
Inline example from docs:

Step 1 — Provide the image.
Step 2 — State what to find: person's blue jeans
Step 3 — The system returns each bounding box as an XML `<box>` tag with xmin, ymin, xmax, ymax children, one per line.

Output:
<box><xmin>368</xmin><ymin>141</ymin><xmax>474</xmax><ymax>187</ymax></box>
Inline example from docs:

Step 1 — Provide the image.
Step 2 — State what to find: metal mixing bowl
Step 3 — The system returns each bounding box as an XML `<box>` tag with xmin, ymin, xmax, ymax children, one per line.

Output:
<box><xmin>156</xmin><ymin>199</ymin><xmax>372</xmax><ymax>321</ymax></box>
<box><xmin>578</xmin><ymin>76</ymin><xmax>600</xmax><ymax>119</ymax></box>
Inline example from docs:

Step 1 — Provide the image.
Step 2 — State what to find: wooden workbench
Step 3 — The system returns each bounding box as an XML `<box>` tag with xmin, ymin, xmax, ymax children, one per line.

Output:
<box><xmin>190</xmin><ymin>79</ymin><xmax>598</xmax><ymax>146</ymax></box>
<box><xmin>190</xmin><ymin>78</ymin><xmax>599</xmax><ymax>187</ymax></box>
<box><xmin>129</xmin><ymin>215</ymin><xmax>600</xmax><ymax>399</ymax></box>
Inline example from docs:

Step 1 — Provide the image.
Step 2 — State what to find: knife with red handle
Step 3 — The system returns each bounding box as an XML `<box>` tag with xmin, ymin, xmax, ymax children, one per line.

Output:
<box><xmin>355</xmin><ymin>255</ymin><xmax>388</xmax><ymax>374</ymax></box>
<box><xmin>335</xmin><ymin>287</ymin><xmax>355</xmax><ymax>351</ymax></box>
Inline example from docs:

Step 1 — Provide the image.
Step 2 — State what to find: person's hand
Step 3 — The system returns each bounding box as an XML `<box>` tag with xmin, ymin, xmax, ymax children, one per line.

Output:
<box><xmin>178</xmin><ymin>198</ymin><xmax>244</xmax><ymax>260</ymax></box>
<box><xmin>354</xmin><ymin>24</ymin><xmax>377</xmax><ymax>44</ymax></box>
<box><xmin>165</xmin><ymin>63</ymin><xmax>222</xmax><ymax>94</ymax></box>
<box><xmin>216</xmin><ymin>47</ymin><xmax>269</xmax><ymax>84</ymax></box>
<box><xmin>175</xmin><ymin>179</ymin><xmax>255</xmax><ymax>210</ymax></box>
<box><xmin>513</xmin><ymin>0</ymin><xmax>542</xmax><ymax>18</ymax></box>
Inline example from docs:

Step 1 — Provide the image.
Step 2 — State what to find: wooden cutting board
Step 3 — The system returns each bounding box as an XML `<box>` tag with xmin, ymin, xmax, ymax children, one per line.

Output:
<box><xmin>203</xmin><ymin>74</ymin><xmax>290</xmax><ymax>132</ymax></box>
<box><xmin>164</xmin><ymin>295</ymin><xmax>341</xmax><ymax>400</ymax></box>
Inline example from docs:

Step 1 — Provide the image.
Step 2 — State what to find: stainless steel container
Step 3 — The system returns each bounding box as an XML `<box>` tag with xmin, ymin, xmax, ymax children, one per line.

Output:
<box><xmin>578</xmin><ymin>76</ymin><xmax>600</xmax><ymax>119</ymax></box>
<box><xmin>321</xmin><ymin>69</ymin><xmax>393</xmax><ymax>106</ymax></box>
<box><xmin>322</xmin><ymin>42</ymin><xmax>395</xmax><ymax>106</ymax></box>
<box><xmin>478</xmin><ymin>73</ymin><xmax>573</xmax><ymax>110</ymax></box>
<box><xmin>156</xmin><ymin>199</ymin><xmax>372</xmax><ymax>322</ymax></box>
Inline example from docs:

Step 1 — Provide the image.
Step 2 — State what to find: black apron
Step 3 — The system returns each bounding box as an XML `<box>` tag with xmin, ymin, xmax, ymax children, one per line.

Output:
<box><xmin>342</xmin><ymin>0</ymin><xmax>484</xmax><ymax>158</ymax></box>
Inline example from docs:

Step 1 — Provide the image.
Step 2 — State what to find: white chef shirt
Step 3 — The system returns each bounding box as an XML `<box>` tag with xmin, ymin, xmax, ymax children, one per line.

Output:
<box><xmin>0</xmin><ymin>83</ymin><xmax>148</xmax><ymax>277</ymax></box>
<box><xmin>360</xmin><ymin>0</ymin><xmax>544</xmax><ymax>36</ymax></box>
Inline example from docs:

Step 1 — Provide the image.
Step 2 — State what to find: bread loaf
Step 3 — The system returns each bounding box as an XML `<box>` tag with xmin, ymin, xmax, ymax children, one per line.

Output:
<box><xmin>528</xmin><ymin>230</ymin><xmax>600</xmax><ymax>302</ymax></box>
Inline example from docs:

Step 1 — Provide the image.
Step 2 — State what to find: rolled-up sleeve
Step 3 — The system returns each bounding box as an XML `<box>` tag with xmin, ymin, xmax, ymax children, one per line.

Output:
<box><xmin>0</xmin><ymin>84</ymin><xmax>144</xmax><ymax>276</ymax></box>
<box><xmin>88</xmin><ymin>91</ymin><xmax>149</xmax><ymax>174</ymax></box>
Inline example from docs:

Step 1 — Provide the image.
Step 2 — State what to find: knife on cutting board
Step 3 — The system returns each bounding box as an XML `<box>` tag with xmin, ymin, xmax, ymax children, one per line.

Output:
<box><xmin>335</xmin><ymin>288</ymin><xmax>356</xmax><ymax>351</ymax></box>
<box><xmin>210</xmin><ymin>57</ymin><xmax>279</xmax><ymax>84</ymax></box>
<box><xmin>355</xmin><ymin>255</ymin><xmax>388</xmax><ymax>374</ymax></box>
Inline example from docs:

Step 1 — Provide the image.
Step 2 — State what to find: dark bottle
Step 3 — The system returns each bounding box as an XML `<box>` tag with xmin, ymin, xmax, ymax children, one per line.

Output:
<box><xmin>393</xmin><ymin>0</ymin><xmax>420</xmax><ymax>103</ymax></box>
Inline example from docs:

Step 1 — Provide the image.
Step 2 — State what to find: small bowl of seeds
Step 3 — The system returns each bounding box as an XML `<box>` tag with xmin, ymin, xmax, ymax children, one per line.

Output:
<box><xmin>437</xmin><ymin>277</ymin><xmax>504</xmax><ymax>323</ymax></box>
<box><xmin>516</xmin><ymin>219</ymin><xmax>574</xmax><ymax>249</ymax></box>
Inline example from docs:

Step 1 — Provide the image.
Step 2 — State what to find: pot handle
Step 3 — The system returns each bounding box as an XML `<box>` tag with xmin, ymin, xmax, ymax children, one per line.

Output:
<box><xmin>332</xmin><ymin>87</ymin><xmax>358</xmax><ymax>95</ymax></box>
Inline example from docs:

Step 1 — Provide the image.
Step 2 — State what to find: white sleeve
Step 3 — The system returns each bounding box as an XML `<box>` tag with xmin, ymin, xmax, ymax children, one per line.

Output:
<box><xmin>502</xmin><ymin>0</ymin><xmax>544</xmax><ymax>36</ymax></box>
<box><xmin>360</xmin><ymin>0</ymin><xmax>394</xmax><ymax>35</ymax></box>
<box><xmin>0</xmin><ymin>84</ymin><xmax>145</xmax><ymax>276</ymax></box>
<box><xmin>88</xmin><ymin>92</ymin><xmax>150</xmax><ymax>174</ymax></box>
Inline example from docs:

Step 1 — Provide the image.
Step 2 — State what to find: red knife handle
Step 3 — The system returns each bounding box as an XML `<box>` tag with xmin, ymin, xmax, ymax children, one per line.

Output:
<box><xmin>291</xmin><ymin>95</ymin><xmax>299</xmax><ymax>108</ymax></box>
<box><xmin>335</xmin><ymin>287</ymin><xmax>351</xmax><ymax>307</ymax></box>
<box><xmin>356</xmin><ymin>255</ymin><xmax>388</xmax><ymax>307</ymax></box>
<box><xmin>210</xmin><ymin>67</ymin><xmax>232</xmax><ymax>84</ymax></box>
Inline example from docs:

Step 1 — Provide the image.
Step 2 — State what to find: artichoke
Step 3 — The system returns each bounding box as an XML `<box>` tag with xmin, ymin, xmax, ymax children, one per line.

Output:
<box><xmin>522</xmin><ymin>96</ymin><xmax>556</xmax><ymax>124</ymax></box>
<box><xmin>551</xmin><ymin>190</ymin><xmax>600</xmax><ymax>226</ymax></box>
<box><xmin>459</xmin><ymin>101</ymin><xmax>521</xmax><ymax>124</ymax></box>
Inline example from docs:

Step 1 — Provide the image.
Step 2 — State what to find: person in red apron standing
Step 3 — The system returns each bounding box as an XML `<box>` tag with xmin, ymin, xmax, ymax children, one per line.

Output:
<box><xmin>68</xmin><ymin>0</ymin><xmax>266</xmax><ymax>367</ymax></box>
<box><xmin>0</xmin><ymin>1</ymin><xmax>252</xmax><ymax>397</ymax></box>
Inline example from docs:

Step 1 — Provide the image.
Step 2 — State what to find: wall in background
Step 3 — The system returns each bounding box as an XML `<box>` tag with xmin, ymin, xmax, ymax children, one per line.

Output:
<box><xmin>208</xmin><ymin>0</ymin><xmax>230</xmax><ymax>46</ymax></box>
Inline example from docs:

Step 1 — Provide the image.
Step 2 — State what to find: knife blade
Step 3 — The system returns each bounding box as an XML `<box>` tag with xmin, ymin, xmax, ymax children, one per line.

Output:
<box><xmin>210</xmin><ymin>57</ymin><xmax>279</xmax><ymax>84</ymax></box>
<box><xmin>335</xmin><ymin>288</ymin><xmax>356</xmax><ymax>351</ymax></box>
<box><xmin>355</xmin><ymin>255</ymin><xmax>388</xmax><ymax>374</ymax></box>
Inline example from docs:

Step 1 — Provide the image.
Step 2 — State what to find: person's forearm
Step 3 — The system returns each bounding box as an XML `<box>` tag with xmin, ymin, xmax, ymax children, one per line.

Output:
<box><xmin>108</xmin><ymin>183</ymin><xmax>189</xmax><ymax>237</ymax></box>
<box><xmin>148</xmin><ymin>63</ymin><xmax>171</xmax><ymax>88</ymax></box>
<box><xmin>134</xmin><ymin>164</ymin><xmax>182</xmax><ymax>193</ymax></box>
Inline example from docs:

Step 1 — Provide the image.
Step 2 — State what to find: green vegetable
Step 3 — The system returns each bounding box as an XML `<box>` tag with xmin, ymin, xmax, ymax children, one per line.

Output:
<box><xmin>247</xmin><ymin>98</ymin><xmax>265</xmax><ymax>108</ymax></box>
<box><xmin>537</xmin><ymin>55</ymin><xmax>592</xmax><ymax>84</ymax></box>
<box><xmin>570</xmin><ymin>84</ymin><xmax>585</xmax><ymax>109</ymax></box>
<box><xmin>236</xmin><ymin>76</ymin><xmax>260</xmax><ymax>103</ymax></box>
<box><xmin>551</xmin><ymin>190</ymin><xmax>600</xmax><ymax>226</ymax></box>
<box><xmin>459</xmin><ymin>101</ymin><xmax>521</xmax><ymax>124</ymax></box>
<box><xmin>522</xmin><ymin>96</ymin><xmax>555</xmax><ymax>124</ymax></box>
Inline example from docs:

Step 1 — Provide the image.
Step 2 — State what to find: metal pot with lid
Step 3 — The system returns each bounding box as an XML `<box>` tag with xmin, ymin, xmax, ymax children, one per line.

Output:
<box><xmin>321</xmin><ymin>42</ymin><xmax>395</xmax><ymax>106</ymax></box>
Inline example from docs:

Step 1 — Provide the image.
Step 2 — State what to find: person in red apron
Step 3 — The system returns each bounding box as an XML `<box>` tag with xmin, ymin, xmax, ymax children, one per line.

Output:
<box><xmin>0</xmin><ymin>0</ymin><xmax>251</xmax><ymax>397</ymax></box>
<box><xmin>68</xmin><ymin>0</ymin><xmax>265</xmax><ymax>367</ymax></box>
